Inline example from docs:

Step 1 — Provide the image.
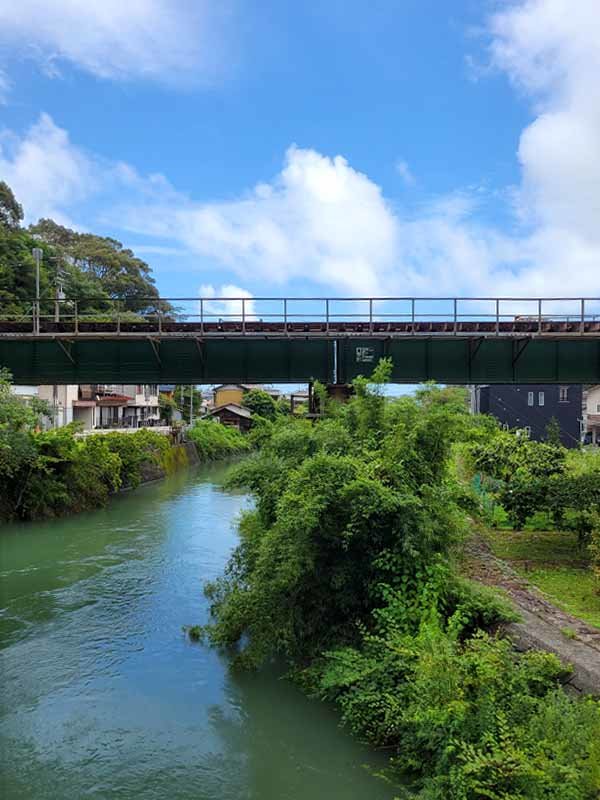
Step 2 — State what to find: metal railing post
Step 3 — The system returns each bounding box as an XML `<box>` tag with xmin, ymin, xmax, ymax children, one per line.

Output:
<box><xmin>538</xmin><ymin>299</ymin><xmax>542</xmax><ymax>334</ymax></box>
<box><xmin>74</xmin><ymin>301</ymin><xmax>78</xmax><ymax>334</ymax></box>
<box><xmin>453</xmin><ymin>298</ymin><xmax>457</xmax><ymax>334</ymax></box>
<box><xmin>369</xmin><ymin>298</ymin><xmax>373</xmax><ymax>334</ymax></box>
<box><xmin>495</xmin><ymin>299</ymin><xmax>500</xmax><ymax>335</ymax></box>
<box><xmin>242</xmin><ymin>298</ymin><xmax>246</xmax><ymax>333</ymax></box>
<box><xmin>326</xmin><ymin>299</ymin><xmax>329</xmax><ymax>333</ymax></box>
<box><xmin>411</xmin><ymin>298</ymin><xmax>416</xmax><ymax>334</ymax></box>
<box><xmin>116</xmin><ymin>301</ymin><xmax>121</xmax><ymax>335</ymax></box>
<box><xmin>283</xmin><ymin>298</ymin><xmax>287</xmax><ymax>333</ymax></box>
<box><xmin>157</xmin><ymin>301</ymin><xmax>162</xmax><ymax>335</ymax></box>
<box><xmin>581</xmin><ymin>298</ymin><xmax>585</xmax><ymax>334</ymax></box>
<box><xmin>200</xmin><ymin>298</ymin><xmax>204</xmax><ymax>334</ymax></box>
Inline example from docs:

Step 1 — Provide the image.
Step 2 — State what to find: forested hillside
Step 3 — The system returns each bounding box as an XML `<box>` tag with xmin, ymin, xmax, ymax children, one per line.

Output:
<box><xmin>0</xmin><ymin>180</ymin><xmax>163</xmax><ymax>317</ymax></box>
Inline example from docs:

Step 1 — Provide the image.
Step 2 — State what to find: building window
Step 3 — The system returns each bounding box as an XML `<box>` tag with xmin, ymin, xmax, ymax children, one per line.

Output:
<box><xmin>528</xmin><ymin>391</ymin><xmax>534</xmax><ymax>406</ymax></box>
<box><xmin>559</xmin><ymin>386</ymin><xmax>569</xmax><ymax>402</ymax></box>
<box><xmin>538</xmin><ymin>391</ymin><xmax>545</xmax><ymax>406</ymax></box>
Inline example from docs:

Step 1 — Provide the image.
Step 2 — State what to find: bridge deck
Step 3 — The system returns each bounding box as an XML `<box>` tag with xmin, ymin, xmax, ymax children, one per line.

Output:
<box><xmin>1</xmin><ymin>319</ymin><xmax>600</xmax><ymax>338</ymax></box>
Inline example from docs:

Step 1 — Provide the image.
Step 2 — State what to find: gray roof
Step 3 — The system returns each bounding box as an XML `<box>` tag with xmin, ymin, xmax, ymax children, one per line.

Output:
<box><xmin>209</xmin><ymin>403</ymin><xmax>253</xmax><ymax>419</ymax></box>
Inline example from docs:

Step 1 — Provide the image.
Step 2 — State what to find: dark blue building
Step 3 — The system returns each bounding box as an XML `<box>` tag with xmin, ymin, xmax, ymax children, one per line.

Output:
<box><xmin>472</xmin><ymin>384</ymin><xmax>583</xmax><ymax>448</ymax></box>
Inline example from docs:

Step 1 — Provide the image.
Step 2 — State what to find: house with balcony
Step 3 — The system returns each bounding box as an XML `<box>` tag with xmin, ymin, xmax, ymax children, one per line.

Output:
<box><xmin>36</xmin><ymin>384</ymin><xmax>161</xmax><ymax>430</ymax></box>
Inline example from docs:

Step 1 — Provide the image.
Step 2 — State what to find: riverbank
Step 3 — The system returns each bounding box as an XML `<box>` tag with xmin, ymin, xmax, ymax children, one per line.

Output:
<box><xmin>200</xmin><ymin>376</ymin><xmax>600</xmax><ymax>799</ymax></box>
<box><xmin>1</xmin><ymin>373</ymin><xmax>252</xmax><ymax>523</ymax></box>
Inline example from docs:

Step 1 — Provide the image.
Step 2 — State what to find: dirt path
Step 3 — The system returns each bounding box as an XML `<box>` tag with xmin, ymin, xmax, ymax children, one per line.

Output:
<box><xmin>462</xmin><ymin>534</ymin><xmax>600</xmax><ymax>694</ymax></box>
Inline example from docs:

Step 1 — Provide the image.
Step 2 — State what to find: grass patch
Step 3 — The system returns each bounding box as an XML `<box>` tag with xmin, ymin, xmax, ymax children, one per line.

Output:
<box><xmin>484</xmin><ymin>529</ymin><xmax>586</xmax><ymax>565</ymax></box>
<box><xmin>524</xmin><ymin>567</ymin><xmax>600</xmax><ymax>630</ymax></box>
<box><xmin>482</xmin><ymin>529</ymin><xmax>600</xmax><ymax>629</ymax></box>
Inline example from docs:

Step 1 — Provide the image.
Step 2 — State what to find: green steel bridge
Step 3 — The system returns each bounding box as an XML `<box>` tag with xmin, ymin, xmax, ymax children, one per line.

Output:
<box><xmin>1</xmin><ymin>296</ymin><xmax>599</xmax><ymax>385</ymax></box>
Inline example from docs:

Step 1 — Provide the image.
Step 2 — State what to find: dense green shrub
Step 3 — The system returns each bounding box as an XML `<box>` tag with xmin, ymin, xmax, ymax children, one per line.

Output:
<box><xmin>187</xmin><ymin>419</ymin><xmax>251</xmax><ymax>460</ymax></box>
<box><xmin>100</xmin><ymin>429</ymin><xmax>170</xmax><ymax>488</ymax></box>
<box><xmin>0</xmin><ymin>373</ymin><xmax>185</xmax><ymax>521</ymax></box>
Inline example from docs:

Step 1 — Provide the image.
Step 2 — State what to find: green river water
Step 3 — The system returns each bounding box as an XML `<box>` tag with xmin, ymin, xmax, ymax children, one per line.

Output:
<box><xmin>0</xmin><ymin>463</ymin><xmax>396</xmax><ymax>799</ymax></box>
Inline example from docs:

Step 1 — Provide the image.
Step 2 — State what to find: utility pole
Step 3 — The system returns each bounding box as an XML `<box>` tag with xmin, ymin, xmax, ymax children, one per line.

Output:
<box><xmin>32</xmin><ymin>247</ymin><xmax>43</xmax><ymax>334</ymax></box>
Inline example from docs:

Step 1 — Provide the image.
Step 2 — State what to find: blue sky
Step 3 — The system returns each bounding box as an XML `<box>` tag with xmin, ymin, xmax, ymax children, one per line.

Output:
<box><xmin>0</xmin><ymin>0</ymin><xmax>598</xmax><ymax>311</ymax></box>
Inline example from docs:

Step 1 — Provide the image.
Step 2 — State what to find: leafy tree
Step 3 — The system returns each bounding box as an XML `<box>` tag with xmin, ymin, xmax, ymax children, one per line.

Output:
<box><xmin>242</xmin><ymin>388</ymin><xmax>278</xmax><ymax>419</ymax></box>
<box><xmin>0</xmin><ymin>181</ymin><xmax>23</xmax><ymax>229</ymax></box>
<box><xmin>29</xmin><ymin>219</ymin><xmax>164</xmax><ymax>312</ymax></box>
<box><xmin>173</xmin><ymin>385</ymin><xmax>204</xmax><ymax>423</ymax></box>
<box><xmin>159</xmin><ymin>392</ymin><xmax>178</xmax><ymax>424</ymax></box>
<box><xmin>545</xmin><ymin>415</ymin><xmax>562</xmax><ymax>446</ymax></box>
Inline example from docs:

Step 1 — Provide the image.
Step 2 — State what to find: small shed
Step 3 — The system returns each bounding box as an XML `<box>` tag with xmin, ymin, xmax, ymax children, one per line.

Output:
<box><xmin>208</xmin><ymin>403</ymin><xmax>252</xmax><ymax>432</ymax></box>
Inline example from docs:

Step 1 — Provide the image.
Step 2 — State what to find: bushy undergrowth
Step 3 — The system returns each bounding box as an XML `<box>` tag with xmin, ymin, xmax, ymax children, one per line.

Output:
<box><xmin>0</xmin><ymin>426</ymin><xmax>175</xmax><ymax>521</ymax></box>
<box><xmin>199</xmin><ymin>368</ymin><xmax>600</xmax><ymax>798</ymax></box>
<box><xmin>187</xmin><ymin>419</ymin><xmax>251</xmax><ymax>460</ymax></box>
<box><xmin>0</xmin><ymin>372</ymin><xmax>180</xmax><ymax>521</ymax></box>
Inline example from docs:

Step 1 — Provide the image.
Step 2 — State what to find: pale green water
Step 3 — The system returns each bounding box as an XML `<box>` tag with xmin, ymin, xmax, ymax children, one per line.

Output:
<box><xmin>0</xmin><ymin>463</ymin><xmax>395</xmax><ymax>799</ymax></box>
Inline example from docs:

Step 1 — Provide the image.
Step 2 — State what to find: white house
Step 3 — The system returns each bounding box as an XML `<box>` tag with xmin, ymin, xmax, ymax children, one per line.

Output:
<box><xmin>583</xmin><ymin>385</ymin><xmax>600</xmax><ymax>445</ymax></box>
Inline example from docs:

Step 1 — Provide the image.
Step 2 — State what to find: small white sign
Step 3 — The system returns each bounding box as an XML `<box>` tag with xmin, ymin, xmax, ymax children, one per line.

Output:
<box><xmin>356</xmin><ymin>346</ymin><xmax>375</xmax><ymax>363</ymax></box>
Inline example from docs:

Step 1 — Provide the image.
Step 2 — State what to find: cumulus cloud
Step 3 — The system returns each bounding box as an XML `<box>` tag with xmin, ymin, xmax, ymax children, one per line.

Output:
<box><xmin>0</xmin><ymin>113</ymin><xmax>95</xmax><ymax>226</ymax></box>
<box><xmin>0</xmin><ymin>0</ymin><xmax>232</xmax><ymax>86</ymax></box>
<box><xmin>199</xmin><ymin>284</ymin><xmax>256</xmax><ymax>320</ymax></box>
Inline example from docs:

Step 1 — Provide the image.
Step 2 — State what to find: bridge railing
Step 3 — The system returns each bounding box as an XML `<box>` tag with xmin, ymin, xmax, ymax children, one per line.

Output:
<box><xmin>1</xmin><ymin>296</ymin><xmax>599</xmax><ymax>336</ymax></box>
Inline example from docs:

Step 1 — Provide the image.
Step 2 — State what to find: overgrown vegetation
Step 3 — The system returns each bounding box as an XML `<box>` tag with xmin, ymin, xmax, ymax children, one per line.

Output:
<box><xmin>187</xmin><ymin>419</ymin><xmax>251</xmax><ymax>460</ymax></box>
<box><xmin>197</xmin><ymin>364</ymin><xmax>600</xmax><ymax>799</ymax></box>
<box><xmin>0</xmin><ymin>370</ymin><xmax>176</xmax><ymax>521</ymax></box>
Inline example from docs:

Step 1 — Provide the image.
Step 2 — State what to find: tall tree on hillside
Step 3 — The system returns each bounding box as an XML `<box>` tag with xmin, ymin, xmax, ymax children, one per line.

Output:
<box><xmin>0</xmin><ymin>182</ymin><xmax>23</xmax><ymax>230</ymax></box>
<box><xmin>29</xmin><ymin>219</ymin><xmax>166</xmax><ymax>312</ymax></box>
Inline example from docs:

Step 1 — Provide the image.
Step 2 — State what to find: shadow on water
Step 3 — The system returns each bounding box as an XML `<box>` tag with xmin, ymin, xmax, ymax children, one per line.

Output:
<box><xmin>0</xmin><ymin>461</ymin><xmax>398</xmax><ymax>800</ymax></box>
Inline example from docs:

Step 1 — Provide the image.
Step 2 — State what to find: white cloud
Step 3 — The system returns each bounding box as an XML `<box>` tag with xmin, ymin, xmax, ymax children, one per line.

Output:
<box><xmin>0</xmin><ymin>113</ymin><xmax>95</xmax><ymax>226</ymax></box>
<box><xmin>118</xmin><ymin>146</ymin><xmax>399</xmax><ymax>295</ymax></box>
<box><xmin>395</xmin><ymin>159</ymin><xmax>415</xmax><ymax>186</ymax></box>
<box><xmin>199</xmin><ymin>284</ymin><xmax>256</xmax><ymax>320</ymax></box>
<box><xmin>0</xmin><ymin>0</ymin><xmax>232</xmax><ymax>86</ymax></box>
<box><xmin>490</xmin><ymin>0</ymin><xmax>600</xmax><ymax>247</ymax></box>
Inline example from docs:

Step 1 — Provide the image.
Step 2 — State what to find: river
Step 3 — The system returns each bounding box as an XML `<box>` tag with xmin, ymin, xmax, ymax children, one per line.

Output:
<box><xmin>0</xmin><ymin>462</ymin><xmax>395</xmax><ymax>800</ymax></box>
